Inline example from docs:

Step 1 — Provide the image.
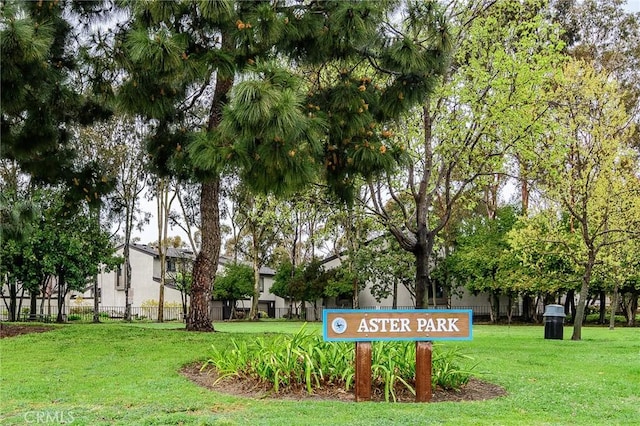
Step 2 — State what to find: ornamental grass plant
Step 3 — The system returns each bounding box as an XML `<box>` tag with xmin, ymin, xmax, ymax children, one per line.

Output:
<box><xmin>204</xmin><ymin>324</ymin><xmax>475</xmax><ymax>401</ymax></box>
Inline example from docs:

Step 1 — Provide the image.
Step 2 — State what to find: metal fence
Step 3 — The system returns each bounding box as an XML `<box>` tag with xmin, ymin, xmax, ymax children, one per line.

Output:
<box><xmin>1</xmin><ymin>304</ymin><xmax>521</xmax><ymax>323</ymax></box>
<box><xmin>272</xmin><ymin>305</ymin><xmax>521</xmax><ymax>322</ymax></box>
<box><xmin>0</xmin><ymin>306</ymin><xmax>187</xmax><ymax>322</ymax></box>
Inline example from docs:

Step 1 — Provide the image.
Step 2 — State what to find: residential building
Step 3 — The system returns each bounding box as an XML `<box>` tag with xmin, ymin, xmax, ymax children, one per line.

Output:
<box><xmin>321</xmin><ymin>254</ymin><xmax>521</xmax><ymax>320</ymax></box>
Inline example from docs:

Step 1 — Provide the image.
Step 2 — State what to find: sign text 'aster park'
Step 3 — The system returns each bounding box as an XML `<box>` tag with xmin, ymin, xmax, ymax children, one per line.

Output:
<box><xmin>323</xmin><ymin>309</ymin><xmax>473</xmax><ymax>342</ymax></box>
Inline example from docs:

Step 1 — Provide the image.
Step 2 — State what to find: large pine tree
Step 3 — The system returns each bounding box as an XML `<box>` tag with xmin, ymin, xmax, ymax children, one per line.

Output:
<box><xmin>1</xmin><ymin>1</ymin><xmax>113</xmax><ymax>206</ymax></box>
<box><xmin>114</xmin><ymin>0</ymin><xmax>450</xmax><ymax>331</ymax></box>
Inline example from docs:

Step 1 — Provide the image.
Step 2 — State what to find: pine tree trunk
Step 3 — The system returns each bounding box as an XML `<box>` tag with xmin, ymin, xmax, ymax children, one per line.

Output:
<box><xmin>186</xmin><ymin>179</ymin><xmax>219</xmax><ymax>332</ymax></box>
<box><xmin>185</xmin><ymin>31</ymin><xmax>232</xmax><ymax>331</ymax></box>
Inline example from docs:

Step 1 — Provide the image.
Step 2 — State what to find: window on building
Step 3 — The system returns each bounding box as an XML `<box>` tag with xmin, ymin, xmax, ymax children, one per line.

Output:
<box><xmin>166</xmin><ymin>259</ymin><xmax>176</xmax><ymax>272</ymax></box>
<box><xmin>116</xmin><ymin>266</ymin><xmax>124</xmax><ymax>290</ymax></box>
<box><xmin>427</xmin><ymin>284</ymin><xmax>445</xmax><ymax>299</ymax></box>
<box><xmin>259</xmin><ymin>277</ymin><xmax>264</xmax><ymax>293</ymax></box>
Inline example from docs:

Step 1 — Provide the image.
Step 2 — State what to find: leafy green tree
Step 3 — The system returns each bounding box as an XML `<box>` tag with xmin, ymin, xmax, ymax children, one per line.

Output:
<box><xmin>271</xmin><ymin>258</ymin><xmax>332</xmax><ymax>319</ymax></box>
<box><xmin>0</xmin><ymin>181</ymin><xmax>49</xmax><ymax>322</ymax></box>
<box><xmin>507</xmin><ymin>211</ymin><xmax>583</xmax><ymax>321</ymax></box>
<box><xmin>292</xmin><ymin>259</ymin><xmax>331</xmax><ymax>320</ymax></box>
<box><xmin>448</xmin><ymin>206</ymin><xmax>521</xmax><ymax>323</ymax></box>
<box><xmin>224</xmin><ymin>184</ymin><xmax>282</xmax><ymax>320</ymax></box>
<box><xmin>365</xmin><ymin>0</ymin><xmax>563</xmax><ymax>308</ymax></box>
<box><xmin>213</xmin><ymin>262</ymin><xmax>253</xmax><ymax>320</ymax></box>
<box><xmin>533</xmin><ymin>59</ymin><xmax>638</xmax><ymax>340</ymax></box>
<box><xmin>0</xmin><ymin>234</ymin><xmax>40</xmax><ymax>321</ymax></box>
<box><xmin>592</xmin><ymin>235</ymin><xmax>640</xmax><ymax>327</ymax></box>
<box><xmin>352</xmin><ymin>234</ymin><xmax>416</xmax><ymax>308</ymax></box>
<box><xmin>550</xmin><ymin>0</ymin><xmax>640</xmax><ymax>160</ymax></box>
<box><xmin>323</xmin><ymin>264</ymin><xmax>359</xmax><ymax>307</ymax></box>
<box><xmin>548</xmin><ymin>1</ymin><xmax>640</xmax><ymax>328</ymax></box>
<box><xmin>0</xmin><ymin>188</ymin><xmax>121</xmax><ymax>322</ymax></box>
<box><xmin>614</xmin><ymin>236</ymin><xmax>640</xmax><ymax>327</ymax></box>
<box><xmin>270</xmin><ymin>260</ymin><xmax>298</xmax><ymax>318</ymax></box>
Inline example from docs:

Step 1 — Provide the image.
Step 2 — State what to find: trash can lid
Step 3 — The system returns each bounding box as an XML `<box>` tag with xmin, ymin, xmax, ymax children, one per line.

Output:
<box><xmin>543</xmin><ymin>304</ymin><xmax>566</xmax><ymax>317</ymax></box>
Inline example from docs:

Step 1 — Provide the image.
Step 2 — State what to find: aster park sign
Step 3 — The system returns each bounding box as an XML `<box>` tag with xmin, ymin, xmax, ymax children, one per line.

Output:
<box><xmin>322</xmin><ymin>309</ymin><xmax>473</xmax><ymax>402</ymax></box>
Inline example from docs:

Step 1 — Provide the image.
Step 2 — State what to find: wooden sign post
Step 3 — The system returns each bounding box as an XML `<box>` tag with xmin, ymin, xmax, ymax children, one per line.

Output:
<box><xmin>323</xmin><ymin>309</ymin><xmax>473</xmax><ymax>402</ymax></box>
<box><xmin>355</xmin><ymin>342</ymin><xmax>372</xmax><ymax>402</ymax></box>
<box><xmin>415</xmin><ymin>341</ymin><xmax>432</xmax><ymax>402</ymax></box>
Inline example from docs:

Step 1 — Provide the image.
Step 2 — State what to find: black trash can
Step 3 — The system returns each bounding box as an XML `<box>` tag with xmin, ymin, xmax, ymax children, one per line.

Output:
<box><xmin>543</xmin><ymin>304</ymin><xmax>565</xmax><ymax>340</ymax></box>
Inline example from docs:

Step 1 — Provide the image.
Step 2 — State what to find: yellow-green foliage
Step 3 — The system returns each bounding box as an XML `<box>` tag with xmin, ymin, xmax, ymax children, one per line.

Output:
<box><xmin>141</xmin><ymin>299</ymin><xmax>181</xmax><ymax>308</ymax></box>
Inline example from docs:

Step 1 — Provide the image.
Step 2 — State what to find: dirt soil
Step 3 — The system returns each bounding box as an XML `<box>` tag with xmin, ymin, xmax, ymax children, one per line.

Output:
<box><xmin>0</xmin><ymin>323</ymin><xmax>55</xmax><ymax>338</ymax></box>
<box><xmin>181</xmin><ymin>362</ymin><xmax>507</xmax><ymax>403</ymax></box>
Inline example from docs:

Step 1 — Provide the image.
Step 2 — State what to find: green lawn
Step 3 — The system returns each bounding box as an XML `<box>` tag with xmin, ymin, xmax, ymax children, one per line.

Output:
<box><xmin>1</xmin><ymin>322</ymin><xmax>638</xmax><ymax>425</ymax></box>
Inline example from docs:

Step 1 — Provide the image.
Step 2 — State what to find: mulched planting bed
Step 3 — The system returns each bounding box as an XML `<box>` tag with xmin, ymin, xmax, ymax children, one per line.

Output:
<box><xmin>181</xmin><ymin>362</ymin><xmax>507</xmax><ymax>403</ymax></box>
<box><xmin>0</xmin><ymin>323</ymin><xmax>55</xmax><ymax>338</ymax></box>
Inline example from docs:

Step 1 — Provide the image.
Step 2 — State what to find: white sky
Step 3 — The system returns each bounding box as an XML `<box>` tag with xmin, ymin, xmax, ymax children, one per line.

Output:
<box><xmin>627</xmin><ymin>0</ymin><xmax>640</xmax><ymax>12</ymax></box>
<box><xmin>129</xmin><ymin>189</ymin><xmax>189</xmax><ymax>245</ymax></box>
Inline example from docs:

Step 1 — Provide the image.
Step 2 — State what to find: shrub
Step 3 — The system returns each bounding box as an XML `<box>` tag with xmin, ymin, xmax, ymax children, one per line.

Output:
<box><xmin>141</xmin><ymin>299</ymin><xmax>182</xmax><ymax>308</ymax></box>
<box><xmin>69</xmin><ymin>306</ymin><xmax>92</xmax><ymax>315</ymax></box>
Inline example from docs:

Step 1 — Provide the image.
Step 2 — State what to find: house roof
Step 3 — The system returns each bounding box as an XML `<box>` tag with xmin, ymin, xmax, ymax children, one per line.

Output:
<box><xmin>123</xmin><ymin>243</ymin><xmax>195</xmax><ymax>259</ymax></box>
<box><xmin>218</xmin><ymin>254</ymin><xmax>276</xmax><ymax>276</ymax></box>
<box><xmin>122</xmin><ymin>243</ymin><xmax>276</xmax><ymax>276</ymax></box>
